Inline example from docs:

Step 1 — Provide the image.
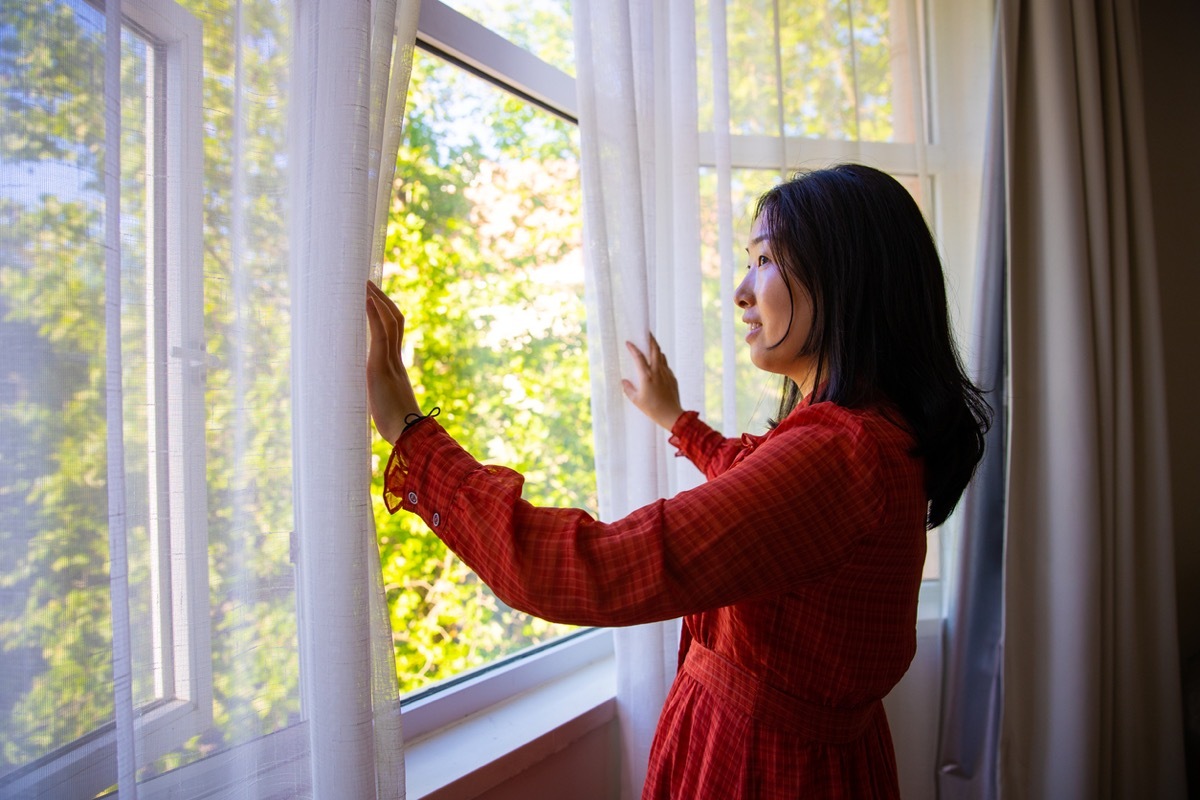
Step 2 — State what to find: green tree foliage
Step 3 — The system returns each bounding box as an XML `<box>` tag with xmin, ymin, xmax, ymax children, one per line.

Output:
<box><xmin>372</xmin><ymin>50</ymin><xmax>592</xmax><ymax>693</ymax></box>
<box><xmin>700</xmin><ymin>0</ymin><xmax>896</xmax><ymax>141</ymax></box>
<box><xmin>0</xmin><ymin>1</ymin><xmax>118</xmax><ymax>767</ymax></box>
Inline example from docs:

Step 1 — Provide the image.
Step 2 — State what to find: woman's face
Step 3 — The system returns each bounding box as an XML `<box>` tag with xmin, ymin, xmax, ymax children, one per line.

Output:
<box><xmin>735</xmin><ymin>215</ymin><xmax>818</xmax><ymax>391</ymax></box>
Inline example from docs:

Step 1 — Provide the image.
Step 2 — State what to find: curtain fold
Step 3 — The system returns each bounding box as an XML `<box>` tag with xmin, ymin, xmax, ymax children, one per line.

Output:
<box><xmin>999</xmin><ymin>0</ymin><xmax>1186</xmax><ymax>796</ymax></box>
<box><xmin>935</xmin><ymin>11</ymin><xmax>1007</xmax><ymax>797</ymax></box>
<box><xmin>573</xmin><ymin>1</ymin><xmax>704</xmax><ymax>796</ymax></box>
<box><xmin>290</xmin><ymin>1</ymin><xmax>416</xmax><ymax>796</ymax></box>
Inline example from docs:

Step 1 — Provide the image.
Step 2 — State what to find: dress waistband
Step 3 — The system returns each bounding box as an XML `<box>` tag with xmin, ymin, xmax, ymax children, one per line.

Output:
<box><xmin>681</xmin><ymin>642</ymin><xmax>880</xmax><ymax>744</ymax></box>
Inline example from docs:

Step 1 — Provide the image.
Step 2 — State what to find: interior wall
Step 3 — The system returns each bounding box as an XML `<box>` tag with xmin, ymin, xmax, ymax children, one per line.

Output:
<box><xmin>1138</xmin><ymin>0</ymin><xmax>1200</xmax><ymax>675</ymax></box>
<box><xmin>472</xmin><ymin>717</ymin><xmax>620</xmax><ymax>800</ymax></box>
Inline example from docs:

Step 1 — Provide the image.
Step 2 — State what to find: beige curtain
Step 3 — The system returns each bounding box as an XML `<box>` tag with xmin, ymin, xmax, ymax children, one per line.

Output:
<box><xmin>999</xmin><ymin>0</ymin><xmax>1186</xmax><ymax>796</ymax></box>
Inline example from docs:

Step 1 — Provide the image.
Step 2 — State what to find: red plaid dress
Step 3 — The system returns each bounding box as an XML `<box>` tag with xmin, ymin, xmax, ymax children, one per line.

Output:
<box><xmin>384</xmin><ymin>401</ymin><xmax>926</xmax><ymax>799</ymax></box>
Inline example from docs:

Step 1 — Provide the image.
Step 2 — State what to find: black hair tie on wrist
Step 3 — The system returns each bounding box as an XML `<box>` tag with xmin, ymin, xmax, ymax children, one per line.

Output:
<box><xmin>402</xmin><ymin>406</ymin><xmax>441</xmax><ymax>433</ymax></box>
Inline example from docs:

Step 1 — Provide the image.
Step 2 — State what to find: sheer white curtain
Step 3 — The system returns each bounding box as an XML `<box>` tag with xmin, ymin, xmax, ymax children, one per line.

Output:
<box><xmin>0</xmin><ymin>0</ymin><xmax>416</xmax><ymax>797</ymax></box>
<box><xmin>573</xmin><ymin>2</ymin><xmax>704</xmax><ymax>797</ymax></box>
<box><xmin>997</xmin><ymin>0</ymin><xmax>1186</xmax><ymax>796</ymax></box>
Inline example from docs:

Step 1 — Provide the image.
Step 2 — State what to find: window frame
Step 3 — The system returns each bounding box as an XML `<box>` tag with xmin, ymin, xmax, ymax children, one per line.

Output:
<box><xmin>392</xmin><ymin>0</ymin><xmax>604</xmax><ymax>733</ymax></box>
<box><xmin>0</xmin><ymin>0</ymin><xmax>210</xmax><ymax>796</ymax></box>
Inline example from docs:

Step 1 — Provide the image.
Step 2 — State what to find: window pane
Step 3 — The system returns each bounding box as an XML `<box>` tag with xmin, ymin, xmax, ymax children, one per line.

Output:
<box><xmin>441</xmin><ymin>0</ymin><xmax>575</xmax><ymax>76</ymax></box>
<box><xmin>1</xmin><ymin>0</ymin><xmax>303</xmax><ymax>781</ymax></box>
<box><xmin>0</xmin><ymin>0</ymin><xmax>115</xmax><ymax>772</ymax></box>
<box><xmin>119</xmin><ymin>22</ymin><xmax>162</xmax><ymax>713</ymax></box>
<box><xmin>699</xmin><ymin>0</ymin><xmax>921</xmax><ymax>143</ymax></box>
<box><xmin>377</xmin><ymin>50</ymin><xmax>589</xmax><ymax>694</ymax></box>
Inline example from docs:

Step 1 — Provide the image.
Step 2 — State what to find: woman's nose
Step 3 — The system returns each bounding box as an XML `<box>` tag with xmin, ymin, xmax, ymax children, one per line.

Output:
<box><xmin>734</xmin><ymin>272</ymin><xmax>753</xmax><ymax>308</ymax></box>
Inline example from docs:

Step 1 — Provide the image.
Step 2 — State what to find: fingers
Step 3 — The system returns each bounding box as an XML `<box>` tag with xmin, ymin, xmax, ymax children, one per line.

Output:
<box><xmin>629</xmin><ymin>334</ymin><xmax>670</xmax><ymax>374</ymax></box>
<box><xmin>366</xmin><ymin>280</ymin><xmax>406</xmax><ymax>367</ymax></box>
<box><xmin>648</xmin><ymin>332</ymin><xmax>671</xmax><ymax>372</ymax></box>
<box><xmin>625</xmin><ymin>340</ymin><xmax>650</xmax><ymax>380</ymax></box>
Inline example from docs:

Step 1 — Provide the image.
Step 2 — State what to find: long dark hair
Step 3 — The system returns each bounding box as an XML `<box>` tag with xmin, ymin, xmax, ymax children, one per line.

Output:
<box><xmin>754</xmin><ymin>164</ymin><xmax>990</xmax><ymax>528</ymax></box>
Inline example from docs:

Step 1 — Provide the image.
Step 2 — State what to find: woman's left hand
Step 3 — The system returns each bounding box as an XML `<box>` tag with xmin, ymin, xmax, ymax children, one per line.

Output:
<box><xmin>366</xmin><ymin>280</ymin><xmax>423</xmax><ymax>444</ymax></box>
<box><xmin>622</xmin><ymin>334</ymin><xmax>685</xmax><ymax>431</ymax></box>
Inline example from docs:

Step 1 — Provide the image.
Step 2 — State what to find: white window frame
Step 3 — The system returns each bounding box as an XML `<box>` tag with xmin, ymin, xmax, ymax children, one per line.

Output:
<box><xmin>0</xmin><ymin>1</ymin><xmax>210</xmax><ymax>797</ymax></box>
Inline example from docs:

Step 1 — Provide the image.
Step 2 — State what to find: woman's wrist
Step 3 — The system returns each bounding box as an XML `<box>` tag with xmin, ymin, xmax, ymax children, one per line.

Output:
<box><xmin>371</xmin><ymin>371</ymin><xmax>423</xmax><ymax>444</ymax></box>
<box><xmin>657</xmin><ymin>405</ymin><xmax>685</xmax><ymax>432</ymax></box>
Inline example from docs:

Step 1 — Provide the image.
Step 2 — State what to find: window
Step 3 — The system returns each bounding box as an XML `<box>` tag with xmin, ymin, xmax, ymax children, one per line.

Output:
<box><xmin>0</xmin><ymin>0</ymin><xmax>209</xmax><ymax>796</ymax></box>
<box><xmin>696</xmin><ymin>0</ymin><xmax>986</xmax><ymax>592</ymax></box>
<box><xmin>376</xmin><ymin>0</ymin><xmax>589</xmax><ymax>697</ymax></box>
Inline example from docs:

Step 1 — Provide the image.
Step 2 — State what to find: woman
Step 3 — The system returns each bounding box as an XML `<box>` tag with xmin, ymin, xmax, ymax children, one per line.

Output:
<box><xmin>366</xmin><ymin>164</ymin><xmax>989</xmax><ymax>798</ymax></box>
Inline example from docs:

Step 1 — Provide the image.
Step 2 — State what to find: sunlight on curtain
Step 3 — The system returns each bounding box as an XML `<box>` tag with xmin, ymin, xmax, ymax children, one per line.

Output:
<box><xmin>573</xmin><ymin>2</ymin><xmax>700</xmax><ymax>796</ymax></box>
<box><xmin>0</xmin><ymin>0</ymin><xmax>416</xmax><ymax>796</ymax></box>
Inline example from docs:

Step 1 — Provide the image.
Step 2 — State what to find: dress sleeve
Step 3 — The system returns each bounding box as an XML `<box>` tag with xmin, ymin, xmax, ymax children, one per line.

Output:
<box><xmin>384</xmin><ymin>408</ymin><xmax>890</xmax><ymax>627</ymax></box>
<box><xmin>667</xmin><ymin>411</ymin><xmax>745</xmax><ymax>479</ymax></box>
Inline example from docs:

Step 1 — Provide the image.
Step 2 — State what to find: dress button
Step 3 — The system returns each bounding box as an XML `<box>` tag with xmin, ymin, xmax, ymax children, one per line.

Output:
<box><xmin>432</xmin><ymin>512</ymin><xmax>441</xmax><ymax>528</ymax></box>
<box><xmin>407</xmin><ymin>491</ymin><xmax>418</xmax><ymax>505</ymax></box>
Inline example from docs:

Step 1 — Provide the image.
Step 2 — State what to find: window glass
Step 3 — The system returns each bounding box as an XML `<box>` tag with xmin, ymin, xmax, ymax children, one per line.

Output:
<box><xmin>0</xmin><ymin>0</ymin><xmax>117</xmax><ymax>771</ymax></box>
<box><xmin>441</xmin><ymin>0</ymin><xmax>575</xmax><ymax>77</ymax></box>
<box><xmin>376</xmin><ymin>49</ymin><xmax>589</xmax><ymax>694</ymax></box>
<box><xmin>698</xmin><ymin>0</ymin><xmax>919</xmax><ymax>142</ymax></box>
<box><xmin>119</xmin><ymin>19</ymin><xmax>160</xmax><ymax>713</ymax></box>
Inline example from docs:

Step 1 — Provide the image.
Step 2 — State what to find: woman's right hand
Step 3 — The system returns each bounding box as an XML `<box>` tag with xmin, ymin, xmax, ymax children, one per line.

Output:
<box><xmin>366</xmin><ymin>280</ymin><xmax>424</xmax><ymax>444</ymax></box>
<box><xmin>622</xmin><ymin>334</ymin><xmax>685</xmax><ymax>431</ymax></box>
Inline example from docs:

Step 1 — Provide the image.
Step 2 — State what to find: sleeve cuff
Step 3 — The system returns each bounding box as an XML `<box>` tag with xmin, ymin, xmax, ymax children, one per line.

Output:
<box><xmin>667</xmin><ymin>410</ymin><xmax>704</xmax><ymax>457</ymax></box>
<box><xmin>382</xmin><ymin>417</ymin><xmax>478</xmax><ymax>533</ymax></box>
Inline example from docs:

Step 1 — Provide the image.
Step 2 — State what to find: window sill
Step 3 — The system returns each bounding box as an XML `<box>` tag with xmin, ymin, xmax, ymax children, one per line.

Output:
<box><xmin>402</xmin><ymin>629</ymin><xmax>617</xmax><ymax>800</ymax></box>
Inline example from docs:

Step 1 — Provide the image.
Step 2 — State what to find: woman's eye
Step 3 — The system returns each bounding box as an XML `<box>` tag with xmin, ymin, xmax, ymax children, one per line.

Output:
<box><xmin>758</xmin><ymin>255</ymin><xmax>770</xmax><ymax>266</ymax></box>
